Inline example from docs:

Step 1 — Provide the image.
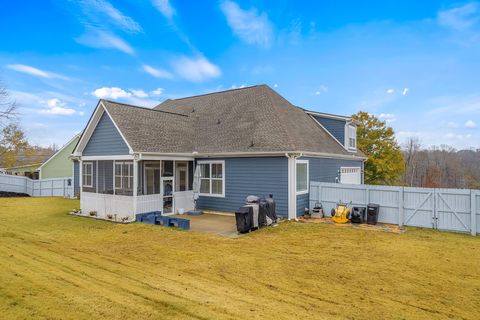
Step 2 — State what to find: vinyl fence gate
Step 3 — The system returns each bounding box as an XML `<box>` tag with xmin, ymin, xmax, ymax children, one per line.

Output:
<box><xmin>310</xmin><ymin>182</ymin><xmax>480</xmax><ymax>236</ymax></box>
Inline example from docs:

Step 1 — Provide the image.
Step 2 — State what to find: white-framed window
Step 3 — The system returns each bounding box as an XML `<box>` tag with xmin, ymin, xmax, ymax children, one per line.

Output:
<box><xmin>198</xmin><ymin>160</ymin><xmax>225</xmax><ymax>197</ymax></box>
<box><xmin>114</xmin><ymin>161</ymin><xmax>133</xmax><ymax>191</ymax></box>
<box><xmin>296</xmin><ymin>159</ymin><xmax>309</xmax><ymax>195</ymax></box>
<box><xmin>346</xmin><ymin>124</ymin><xmax>357</xmax><ymax>151</ymax></box>
<box><xmin>82</xmin><ymin>162</ymin><xmax>93</xmax><ymax>187</ymax></box>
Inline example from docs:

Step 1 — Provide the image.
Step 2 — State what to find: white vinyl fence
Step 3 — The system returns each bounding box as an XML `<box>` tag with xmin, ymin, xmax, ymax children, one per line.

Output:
<box><xmin>310</xmin><ymin>182</ymin><xmax>480</xmax><ymax>236</ymax></box>
<box><xmin>0</xmin><ymin>174</ymin><xmax>74</xmax><ymax>197</ymax></box>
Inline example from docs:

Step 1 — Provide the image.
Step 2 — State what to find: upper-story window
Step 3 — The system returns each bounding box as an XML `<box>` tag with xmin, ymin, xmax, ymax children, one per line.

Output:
<box><xmin>346</xmin><ymin>124</ymin><xmax>357</xmax><ymax>151</ymax></box>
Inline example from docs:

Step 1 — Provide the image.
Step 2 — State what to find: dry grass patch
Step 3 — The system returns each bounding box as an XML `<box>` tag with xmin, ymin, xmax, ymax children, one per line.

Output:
<box><xmin>0</xmin><ymin>197</ymin><xmax>479</xmax><ymax>319</ymax></box>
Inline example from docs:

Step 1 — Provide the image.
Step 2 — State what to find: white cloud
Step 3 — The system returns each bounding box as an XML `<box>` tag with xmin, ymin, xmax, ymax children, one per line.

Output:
<box><xmin>465</xmin><ymin>119</ymin><xmax>477</xmax><ymax>128</ymax></box>
<box><xmin>273</xmin><ymin>84</ymin><xmax>278</xmax><ymax>88</ymax></box>
<box><xmin>446</xmin><ymin>133</ymin><xmax>472</xmax><ymax>140</ymax></box>
<box><xmin>220</xmin><ymin>0</ymin><xmax>274</xmax><ymax>48</ymax></box>
<box><xmin>130</xmin><ymin>89</ymin><xmax>149</xmax><ymax>98</ymax></box>
<box><xmin>142</xmin><ymin>64</ymin><xmax>173</xmax><ymax>79</ymax></box>
<box><xmin>171</xmin><ymin>55</ymin><xmax>221</xmax><ymax>82</ymax></box>
<box><xmin>7</xmin><ymin>64</ymin><xmax>69</xmax><ymax>80</ymax></box>
<box><xmin>386</xmin><ymin>88</ymin><xmax>394</xmax><ymax>94</ymax></box>
<box><xmin>40</xmin><ymin>98</ymin><xmax>80</xmax><ymax>116</ymax></box>
<box><xmin>151</xmin><ymin>88</ymin><xmax>164</xmax><ymax>96</ymax></box>
<box><xmin>447</xmin><ymin>121</ymin><xmax>458</xmax><ymax>128</ymax></box>
<box><xmin>86</xmin><ymin>0</ymin><xmax>142</xmax><ymax>33</ymax></box>
<box><xmin>438</xmin><ymin>2</ymin><xmax>479</xmax><ymax>30</ymax></box>
<box><xmin>92</xmin><ymin>87</ymin><xmax>131</xmax><ymax>99</ymax></box>
<box><xmin>76</xmin><ymin>28</ymin><xmax>134</xmax><ymax>55</ymax></box>
<box><xmin>402</xmin><ymin>88</ymin><xmax>409</xmax><ymax>96</ymax></box>
<box><xmin>315</xmin><ymin>85</ymin><xmax>329</xmax><ymax>96</ymax></box>
<box><xmin>378</xmin><ymin>113</ymin><xmax>397</xmax><ymax>123</ymax></box>
<box><xmin>152</xmin><ymin>0</ymin><xmax>175</xmax><ymax>19</ymax></box>
<box><xmin>231</xmin><ymin>84</ymin><xmax>247</xmax><ymax>89</ymax></box>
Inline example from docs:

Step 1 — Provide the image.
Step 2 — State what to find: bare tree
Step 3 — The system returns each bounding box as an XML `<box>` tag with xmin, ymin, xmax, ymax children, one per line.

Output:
<box><xmin>403</xmin><ymin>137</ymin><xmax>421</xmax><ymax>186</ymax></box>
<box><xmin>0</xmin><ymin>78</ymin><xmax>17</xmax><ymax>128</ymax></box>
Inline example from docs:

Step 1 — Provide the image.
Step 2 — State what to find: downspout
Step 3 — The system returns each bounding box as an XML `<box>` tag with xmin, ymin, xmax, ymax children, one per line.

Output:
<box><xmin>285</xmin><ymin>152</ymin><xmax>302</xmax><ymax>220</ymax></box>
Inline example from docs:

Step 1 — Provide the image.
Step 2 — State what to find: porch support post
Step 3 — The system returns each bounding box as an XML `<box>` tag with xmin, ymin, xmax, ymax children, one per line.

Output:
<box><xmin>79</xmin><ymin>159</ymin><xmax>83</xmax><ymax>196</ymax></box>
<box><xmin>133</xmin><ymin>157</ymin><xmax>138</xmax><ymax>219</ymax></box>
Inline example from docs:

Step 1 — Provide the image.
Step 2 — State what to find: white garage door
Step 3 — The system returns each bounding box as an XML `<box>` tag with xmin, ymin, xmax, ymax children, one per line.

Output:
<box><xmin>340</xmin><ymin>167</ymin><xmax>361</xmax><ymax>184</ymax></box>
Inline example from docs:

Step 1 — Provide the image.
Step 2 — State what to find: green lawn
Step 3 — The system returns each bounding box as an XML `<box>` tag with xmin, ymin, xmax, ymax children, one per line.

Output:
<box><xmin>0</xmin><ymin>197</ymin><xmax>479</xmax><ymax>320</ymax></box>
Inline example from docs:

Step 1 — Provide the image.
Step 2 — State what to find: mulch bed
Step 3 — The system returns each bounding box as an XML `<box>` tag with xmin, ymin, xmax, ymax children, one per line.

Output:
<box><xmin>0</xmin><ymin>191</ymin><xmax>30</xmax><ymax>198</ymax></box>
<box><xmin>298</xmin><ymin>216</ymin><xmax>404</xmax><ymax>234</ymax></box>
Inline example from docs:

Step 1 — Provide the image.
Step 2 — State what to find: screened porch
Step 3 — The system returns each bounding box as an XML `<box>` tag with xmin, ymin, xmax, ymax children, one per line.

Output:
<box><xmin>80</xmin><ymin>158</ymin><xmax>195</xmax><ymax>220</ymax></box>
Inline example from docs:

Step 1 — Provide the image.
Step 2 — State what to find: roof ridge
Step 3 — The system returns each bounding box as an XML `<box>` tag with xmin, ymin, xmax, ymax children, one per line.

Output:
<box><xmin>168</xmin><ymin>84</ymin><xmax>266</xmax><ymax>102</ymax></box>
<box><xmin>102</xmin><ymin>99</ymin><xmax>189</xmax><ymax>117</ymax></box>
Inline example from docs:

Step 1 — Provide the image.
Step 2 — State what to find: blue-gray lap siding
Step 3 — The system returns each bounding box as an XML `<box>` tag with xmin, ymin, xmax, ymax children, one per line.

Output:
<box><xmin>296</xmin><ymin>157</ymin><xmax>364</xmax><ymax>217</ymax></box>
<box><xmin>83</xmin><ymin>112</ymin><xmax>130</xmax><ymax>156</ymax></box>
<box><xmin>196</xmin><ymin>157</ymin><xmax>289</xmax><ymax>217</ymax></box>
<box><xmin>312</xmin><ymin>116</ymin><xmax>346</xmax><ymax>146</ymax></box>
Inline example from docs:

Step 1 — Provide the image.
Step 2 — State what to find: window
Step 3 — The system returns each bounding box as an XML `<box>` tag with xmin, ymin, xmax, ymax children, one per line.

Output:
<box><xmin>296</xmin><ymin>160</ymin><xmax>309</xmax><ymax>195</ymax></box>
<box><xmin>198</xmin><ymin>161</ymin><xmax>224</xmax><ymax>197</ymax></box>
<box><xmin>346</xmin><ymin>124</ymin><xmax>357</xmax><ymax>150</ymax></box>
<box><xmin>114</xmin><ymin>161</ymin><xmax>133</xmax><ymax>191</ymax></box>
<box><xmin>82</xmin><ymin>162</ymin><xmax>93</xmax><ymax>187</ymax></box>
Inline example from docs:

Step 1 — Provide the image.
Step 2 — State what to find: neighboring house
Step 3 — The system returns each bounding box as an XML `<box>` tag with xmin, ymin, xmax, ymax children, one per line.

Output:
<box><xmin>72</xmin><ymin>85</ymin><xmax>366</xmax><ymax>221</ymax></box>
<box><xmin>6</xmin><ymin>163</ymin><xmax>42</xmax><ymax>179</ymax></box>
<box><xmin>38</xmin><ymin>134</ymin><xmax>81</xmax><ymax>195</ymax></box>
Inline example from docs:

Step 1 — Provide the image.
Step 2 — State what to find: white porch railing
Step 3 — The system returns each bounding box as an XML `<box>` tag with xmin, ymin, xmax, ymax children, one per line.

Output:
<box><xmin>81</xmin><ymin>192</ymin><xmax>134</xmax><ymax>220</ymax></box>
<box><xmin>81</xmin><ymin>190</ymin><xmax>195</xmax><ymax>220</ymax></box>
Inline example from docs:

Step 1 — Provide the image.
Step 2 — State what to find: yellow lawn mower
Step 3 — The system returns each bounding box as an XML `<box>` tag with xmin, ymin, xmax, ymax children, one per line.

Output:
<box><xmin>331</xmin><ymin>201</ymin><xmax>352</xmax><ymax>224</ymax></box>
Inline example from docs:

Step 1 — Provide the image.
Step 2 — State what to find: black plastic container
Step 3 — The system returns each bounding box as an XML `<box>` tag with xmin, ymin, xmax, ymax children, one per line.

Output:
<box><xmin>235</xmin><ymin>206</ymin><xmax>253</xmax><ymax>233</ymax></box>
<box><xmin>351</xmin><ymin>207</ymin><xmax>366</xmax><ymax>223</ymax></box>
<box><xmin>367</xmin><ymin>203</ymin><xmax>380</xmax><ymax>225</ymax></box>
<box><xmin>258</xmin><ymin>200</ymin><xmax>268</xmax><ymax>227</ymax></box>
<box><xmin>265</xmin><ymin>194</ymin><xmax>277</xmax><ymax>223</ymax></box>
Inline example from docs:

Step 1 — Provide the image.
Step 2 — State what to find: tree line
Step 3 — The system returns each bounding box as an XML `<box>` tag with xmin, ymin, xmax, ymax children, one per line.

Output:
<box><xmin>0</xmin><ymin>79</ymin><xmax>56</xmax><ymax>169</ymax></box>
<box><xmin>354</xmin><ymin>111</ymin><xmax>479</xmax><ymax>189</ymax></box>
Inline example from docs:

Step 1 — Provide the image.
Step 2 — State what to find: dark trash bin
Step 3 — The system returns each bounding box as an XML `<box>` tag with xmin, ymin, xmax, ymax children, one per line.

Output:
<box><xmin>235</xmin><ymin>206</ymin><xmax>253</xmax><ymax>233</ymax></box>
<box><xmin>351</xmin><ymin>207</ymin><xmax>366</xmax><ymax>224</ymax></box>
<box><xmin>258</xmin><ymin>199</ymin><xmax>268</xmax><ymax>227</ymax></box>
<box><xmin>265</xmin><ymin>194</ymin><xmax>277</xmax><ymax>223</ymax></box>
<box><xmin>367</xmin><ymin>204</ymin><xmax>380</xmax><ymax>225</ymax></box>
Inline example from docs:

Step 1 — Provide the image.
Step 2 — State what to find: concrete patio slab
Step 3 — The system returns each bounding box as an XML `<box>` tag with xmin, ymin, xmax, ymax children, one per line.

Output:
<box><xmin>171</xmin><ymin>213</ymin><xmax>238</xmax><ymax>237</ymax></box>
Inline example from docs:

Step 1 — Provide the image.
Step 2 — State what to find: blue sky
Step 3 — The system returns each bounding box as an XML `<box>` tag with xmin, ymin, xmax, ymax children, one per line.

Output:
<box><xmin>1</xmin><ymin>0</ymin><xmax>479</xmax><ymax>149</ymax></box>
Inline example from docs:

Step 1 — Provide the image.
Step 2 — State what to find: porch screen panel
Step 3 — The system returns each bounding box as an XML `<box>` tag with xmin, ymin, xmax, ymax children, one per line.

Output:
<box><xmin>188</xmin><ymin>161</ymin><xmax>194</xmax><ymax>190</ymax></box>
<box><xmin>97</xmin><ymin>160</ymin><xmax>113</xmax><ymax>194</ymax></box>
<box><xmin>144</xmin><ymin>161</ymin><xmax>160</xmax><ymax>195</ymax></box>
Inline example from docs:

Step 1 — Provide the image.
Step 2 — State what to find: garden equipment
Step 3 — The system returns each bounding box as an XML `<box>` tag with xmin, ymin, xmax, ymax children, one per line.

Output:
<box><xmin>331</xmin><ymin>201</ymin><xmax>352</xmax><ymax>224</ymax></box>
<box><xmin>311</xmin><ymin>202</ymin><xmax>324</xmax><ymax>218</ymax></box>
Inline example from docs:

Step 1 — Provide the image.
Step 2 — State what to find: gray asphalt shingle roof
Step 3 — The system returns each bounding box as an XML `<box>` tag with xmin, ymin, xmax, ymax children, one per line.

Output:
<box><xmin>101</xmin><ymin>85</ymin><xmax>364</xmax><ymax>157</ymax></box>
